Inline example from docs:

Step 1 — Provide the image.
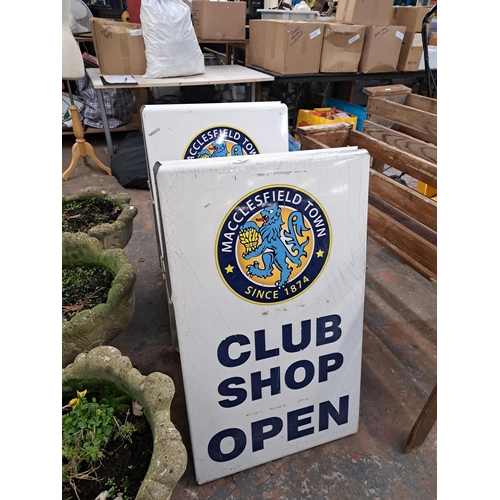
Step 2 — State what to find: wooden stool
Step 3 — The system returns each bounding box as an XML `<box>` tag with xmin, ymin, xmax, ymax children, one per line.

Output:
<box><xmin>62</xmin><ymin>104</ymin><xmax>111</xmax><ymax>181</ymax></box>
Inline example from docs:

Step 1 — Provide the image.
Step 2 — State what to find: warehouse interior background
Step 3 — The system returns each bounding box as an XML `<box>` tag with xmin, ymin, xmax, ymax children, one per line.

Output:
<box><xmin>2</xmin><ymin>0</ymin><xmax>498</xmax><ymax>496</ymax></box>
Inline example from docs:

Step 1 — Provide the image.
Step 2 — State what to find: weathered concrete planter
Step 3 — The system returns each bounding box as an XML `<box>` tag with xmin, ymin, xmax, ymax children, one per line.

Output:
<box><xmin>62</xmin><ymin>346</ymin><xmax>188</xmax><ymax>500</ymax></box>
<box><xmin>62</xmin><ymin>232</ymin><xmax>136</xmax><ymax>368</ymax></box>
<box><xmin>62</xmin><ymin>187</ymin><xmax>138</xmax><ymax>249</ymax></box>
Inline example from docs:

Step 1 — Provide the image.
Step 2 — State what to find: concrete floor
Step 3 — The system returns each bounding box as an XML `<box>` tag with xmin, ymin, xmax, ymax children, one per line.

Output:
<box><xmin>62</xmin><ymin>132</ymin><xmax>437</xmax><ymax>499</ymax></box>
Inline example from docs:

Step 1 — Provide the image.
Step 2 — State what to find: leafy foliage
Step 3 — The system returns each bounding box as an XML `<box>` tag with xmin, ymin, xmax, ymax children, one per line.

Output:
<box><xmin>62</xmin><ymin>389</ymin><xmax>136</xmax><ymax>495</ymax></box>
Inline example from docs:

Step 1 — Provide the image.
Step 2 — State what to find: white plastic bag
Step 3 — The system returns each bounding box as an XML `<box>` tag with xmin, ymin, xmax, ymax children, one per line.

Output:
<box><xmin>293</xmin><ymin>0</ymin><xmax>312</xmax><ymax>10</ymax></box>
<box><xmin>141</xmin><ymin>0</ymin><xmax>205</xmax><ymax>78</ymax></box>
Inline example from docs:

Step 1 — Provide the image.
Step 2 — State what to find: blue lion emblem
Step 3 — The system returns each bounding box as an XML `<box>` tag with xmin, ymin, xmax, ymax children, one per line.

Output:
<box><xmin>198</xmin><ymin>143</ymin><xmax>244</xmax><ymax>158</ymax></box>
<box><xmin>238</xmin><ymin>204</ymin><xmax>310</xmax><ymax>288</ymax></box>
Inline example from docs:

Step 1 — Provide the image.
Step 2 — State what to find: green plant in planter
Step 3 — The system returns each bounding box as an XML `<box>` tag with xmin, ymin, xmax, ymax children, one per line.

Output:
<box><xmin>62</xmin><ymin>389</ymin><xmax>136</xmax><ymax>494</ymax></box>
<box><xmin>62</xmin><ymin>232</ymin><xmax>136</xmax><ymax>368</ymax></box>
<box><xmin>62</xmin><ymin>187</ymin><xmax>138</xmax><ymax>249</ymax></box>
<box><xmin>62</xmin><ymin>346</ymin><xmax>188</xmax><ymax>500</ymax></box>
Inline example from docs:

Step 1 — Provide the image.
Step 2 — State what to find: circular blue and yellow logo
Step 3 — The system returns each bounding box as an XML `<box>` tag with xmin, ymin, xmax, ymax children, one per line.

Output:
<box><xmin>216</xmin><ymin>185</ymin><xmax>331</xmax><ymax>304</ymax></box>
<box><xmin>183</xmin><ymin>126</ymin><xmax>259</xmax><ymax>159</ymax></box>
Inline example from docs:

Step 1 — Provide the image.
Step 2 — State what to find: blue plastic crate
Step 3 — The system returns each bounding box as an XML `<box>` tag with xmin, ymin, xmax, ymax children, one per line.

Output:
<box><xmin>323</xmin><ymin>98</ymin><xmax>367</xmax><ymax>132</ymax></box>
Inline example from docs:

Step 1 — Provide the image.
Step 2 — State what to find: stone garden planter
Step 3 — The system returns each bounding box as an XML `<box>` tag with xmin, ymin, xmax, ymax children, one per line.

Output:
<box><xmin>62</xmin><ymin>346</ymin><xmax>188</xmax><ymax>500</ymax></box>
<box><xmin>62</xmin><ymin>232</ymin><xmax>136</xmax><ymax>368</ymax></box>
<box><xmin>62</xmin><ymin>187</ymin><xmax>138</xmax><ymax>249</ymax></box>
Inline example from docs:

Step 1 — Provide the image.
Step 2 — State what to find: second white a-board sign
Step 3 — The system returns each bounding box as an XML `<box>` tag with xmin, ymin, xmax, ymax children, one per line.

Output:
<box><xmin>154</xmin><ymin>148</ymin><xmax>370</xmax><ymax>484</ymax></box>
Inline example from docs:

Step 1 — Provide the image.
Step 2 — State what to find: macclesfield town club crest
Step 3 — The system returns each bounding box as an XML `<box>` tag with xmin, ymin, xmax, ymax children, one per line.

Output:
<box><xmin>216</xmin><ymin>185</ymin><xmax>331</xmax><ymax>304</ymax></box>
<box><xmin>184</xmin><ymin>126</ymin><xmax>259</xmax><ymax>159</ymax></box>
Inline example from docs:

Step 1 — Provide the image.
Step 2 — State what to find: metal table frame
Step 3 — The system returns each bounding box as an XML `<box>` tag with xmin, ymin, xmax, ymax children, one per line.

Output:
<box><xmin>247</xmin><ymin>66</ymin><xmax>438</xmax><ymax>128</ymax></box>
<box><xmin>86</xmin><ymin>65</ymin><xmax>274</xmax><ymax>160</ymax></box>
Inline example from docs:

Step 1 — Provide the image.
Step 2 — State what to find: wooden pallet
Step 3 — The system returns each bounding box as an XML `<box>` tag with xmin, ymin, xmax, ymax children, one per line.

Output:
<box><xmin>297</xmin><ymin>85</ymin><xmax>437</xmax><ymax>452</ymax></box>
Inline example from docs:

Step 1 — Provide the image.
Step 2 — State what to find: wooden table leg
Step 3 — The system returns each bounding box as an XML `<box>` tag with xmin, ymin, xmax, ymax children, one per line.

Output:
<box><xmin>403</xmin><ymin>383</ymin><xmax>437</xmax><ymax>453</ymax></box>
<box><xmin>62</xmin><ymin>105</ymin><xmax>111</xmax><ymax>181</ymax></box>
<box><xmin>225</xmin><ymin>44</ymin><xmax>232</xmax><ymax>65</ymax></box>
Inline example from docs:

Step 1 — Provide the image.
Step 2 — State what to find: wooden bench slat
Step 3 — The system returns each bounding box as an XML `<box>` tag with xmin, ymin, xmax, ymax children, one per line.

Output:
<box><xmin>369</xmin><ymin>195</ymin><xmax>436</xmax><ymax>246</ymax></box>
<box><xmin>369</xmin><ymin>170</ymin><xmax>437</xmax><ymax>231</ymax></box>
<box><xmin>363</xmin><ymin>121</ymin><xmax>437</xmax><ymax>164</ymax></box>
<box><xmin>366</xmin><ymin>97</ymin><xmax>437</xmax><ymax>144</ymax></box>
<box><xmin>368</xmin><ymin>228</ymin><xmax>437</xmax><ymax>283</ymax></box>
<box><xmin>362</xmin><ymin>84</ymin><xmax>412</xmax><ymax>98</ymax></box>
<box><xmin>297</xmin><ymin>122</ymin><xmax>353</xmax><ymax>135</ymax></box>
<box><xmin>397</xmin><ymin>125</ymin><xmax>437</xmax><ymax>146</ymax></box>
<box><xmin>298</xmin><ymin>135</ymin><xmax>330</xmax><ymax>151</ymax></box>
<box><xmin>349</xmin><ymin>130</ymin><xmax>438</xmax><ymax>188</ymax></box>
<box><xmin>368</xmin><ymin>204</ymin><xmax>437</xmax><ymax>279</ymax></box>
<box><xmin>405</xmin><ymin>93</ymin><xmax>437</xmax><ymax>115</ymax></box>
<box><xmin>296</xmin><ymin>123</ymin><xmax>352</xmax><ymax>149</ymax></box>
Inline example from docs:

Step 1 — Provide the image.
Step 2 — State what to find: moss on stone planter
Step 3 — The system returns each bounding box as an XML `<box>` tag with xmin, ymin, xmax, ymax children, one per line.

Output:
<box><xmin>62</xmin><ymin>232</ymin><xmax>136</xmax><ymax>368</ymax></box>
<box><xmin>62</xmin><ymin>346</ymin><xmax>188</xmax><ymax>500</ymax></box>
<box><xmin>63</xmin><ymin>187</ymin><xmax>138</xmax><ymax>249</ymax></box>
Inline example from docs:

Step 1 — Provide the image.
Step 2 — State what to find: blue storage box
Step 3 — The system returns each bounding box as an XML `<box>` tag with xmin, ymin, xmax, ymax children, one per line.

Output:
<box><xmin>323</xmin><ymin>97</ymin><xmax>367</xmax><ymax>132</ymax></box>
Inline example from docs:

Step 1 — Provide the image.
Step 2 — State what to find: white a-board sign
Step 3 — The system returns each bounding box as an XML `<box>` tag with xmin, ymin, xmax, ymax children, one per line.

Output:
<box><xmin>154</xmin><ymin>148</ymin><xmax>370</xmax><ymax>484</ymax></box>
<box><xmin>140</xmin><ymin>102</ymin><xmax>288</xmax><ymax>277</ymax></box>
<box><xmin>141</xmin><ymin>102</ymin><xmax>289</xmax><ymax>345</ymax></box>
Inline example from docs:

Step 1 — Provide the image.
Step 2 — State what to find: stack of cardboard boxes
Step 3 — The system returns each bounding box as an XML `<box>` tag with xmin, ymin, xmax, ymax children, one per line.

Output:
<box><xmin>335</xmin><ymin>0</ymin><xmax>405</xmax><ymax>73</ymax></box>
<box><xmin>389</xmin><ymin>5</ymin><xmax>432</xmax><ymax>71</ymax></box>
<box><xmin>248</xmin><ymin>1</ymin><xmax>432</xmax><ymax>75</ymax></box>
<box><xmin>89</xmin><ymin>1</ymin><xmax>433</xmax><ymax>77</ymax></box>
<box><xmin>90</xmin><ymin>1</ymin><xmax>248</xmax><ymax>75</ymax></box>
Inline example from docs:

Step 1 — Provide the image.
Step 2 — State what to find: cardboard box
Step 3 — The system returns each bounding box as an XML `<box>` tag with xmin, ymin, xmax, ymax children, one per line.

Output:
<box><xmin>191</xmin><ymin>1</ymin><xmax>246</xmax><ymax>40</ymax></box>
<box><xmin>397</xmin><ymin>31</ymin><xmax>423</xmax><ymax>72</ymax></box>
<box><xmin>358</xmin><ymin>25</ymin><xmax>406</xmax><ymax>73</ymax></box>
<box><xmin>429</xmin><ymin>32</ymin><xmax>437</xmax><ymax>46</ymax></box>
<box><xmin>319</xmin><ymin>23</ymin><xmax>365</xmax><ymax>73</ymax></box>
<box><xmin>335</xmin><ymin>0</ymin><xmax>394</xmax><ymax>26</ymax></box>
<box><xmin>248</xmin><ymin>19</ymin><xmax>268</xmax><ymax>69</ymax></box>
<box><xmin>90</xmin><ymin>18</ymin><xmax>146</xmax><ymax>75</ymax></box>
<box><xmin>249</xmin><ymin>20</ymin><xmax>324</xmax><ymax>75</ymax></box>
<box><xmin>390</xmin><ymin>6</ymin><xmax>431</xmax><ymax>33</ymax></box>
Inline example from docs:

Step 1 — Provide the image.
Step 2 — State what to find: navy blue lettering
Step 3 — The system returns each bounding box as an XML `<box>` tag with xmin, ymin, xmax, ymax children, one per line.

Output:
<box><xmin>284</xmin><ymin>360</ymin><xmax>314</xmax><ymax>390</ymax></box>
<box><xmin>255</xmin><ymin>329</ymin><xmax>279</xmax><ymax>360</ymax></box>
<box><xmin>217</xmin><ymin>335</ymin><xmax>250</xmax><ymax>367</ymax></box>
<box><xmin>318</xmin><ymin>352</ymin><xmax>344</xmax><ymax>382</ymax></box>
<box><xmin>316</xmin><ymin>314</ymin><xmax>342</xmax><ymax>346</ymax></box>
<box><xmin>218</xmin><ymin>377</ymin><xmax>247</xmax><ymax>408</ymax></box>
<box><xmin>251</xmin><ymin>417</ymin><xmax>283</xmax><ymax>452</ymax></box>
<box><xmin>208</xmin><ymin>428</ymin><xmax>246</xmax><ymax>462</ymax></box>
<box><xmin>318</xmin><ymin>396</ymin><xmax>349</xmax><ymax>430</ymax></box>
<box><xmin>287</xmin><ymin>405</ymin><xmax>314</xmax><ymax>441</ymax></box>
<box><xmin>282</xmin><ymin>320</ymin><xmax>311</xmax><ymax>353</ymax></box>
<box><xmin>251</xmin><ymin>367</ymin><xmax>280</xmax><ymax>401</ymax></box>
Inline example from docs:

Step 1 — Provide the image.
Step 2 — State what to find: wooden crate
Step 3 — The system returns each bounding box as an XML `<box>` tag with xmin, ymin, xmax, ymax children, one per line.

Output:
<box><xmin>297</xmin><ymin>86</ymin><xmax>437</xmax><ymax>452</ymax></box>
<box><xmin>362</xmin><ymin>85</ymin><xmax>437</xmax><ymax>197</ymax></box>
